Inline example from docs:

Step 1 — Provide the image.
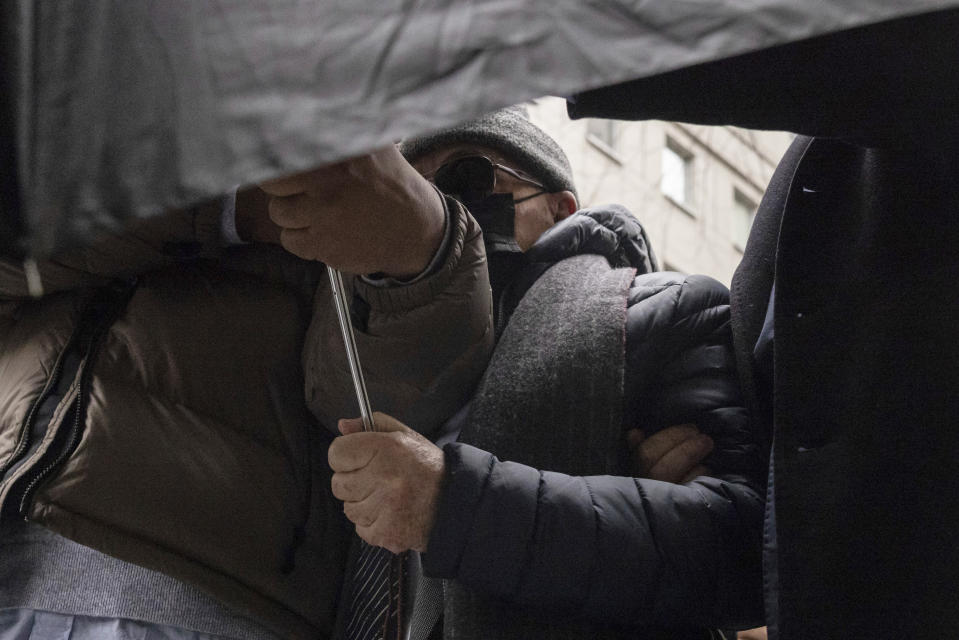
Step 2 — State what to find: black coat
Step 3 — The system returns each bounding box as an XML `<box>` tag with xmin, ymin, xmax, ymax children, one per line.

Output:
<box><xmin>569</xmin><ymin>9</ymin><xmax>959</xmax><ymax>639</ymax></box>
<box><xmin>423</xmin><ymin>206</ymin><xmax>766</xmax><ymax>635</ymax></box>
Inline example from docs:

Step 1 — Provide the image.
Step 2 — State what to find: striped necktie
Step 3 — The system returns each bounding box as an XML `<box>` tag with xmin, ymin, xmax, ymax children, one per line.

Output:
<box><xmin>346</xmin><ymin>541</ymin><xmax>407</xmax><ymax>640</ymax></box>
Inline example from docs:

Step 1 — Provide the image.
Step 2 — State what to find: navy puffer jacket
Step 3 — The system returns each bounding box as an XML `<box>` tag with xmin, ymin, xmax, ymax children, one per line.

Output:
<box><xmin>423</xmin><ymin>205</ymin><xmax>765</xmax><ymax>633</ymax></box>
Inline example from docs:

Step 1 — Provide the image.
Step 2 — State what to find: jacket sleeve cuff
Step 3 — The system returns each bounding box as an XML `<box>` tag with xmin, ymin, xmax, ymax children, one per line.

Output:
<box><xmin>353</xmin><ymin>193</ymin><xmax>469</xmax><ymax>313</ymax></box>
<box><xmin>191</xmin><ymin>197</ymin><xmax>230</xmax><ymax>252</ymax></box>
<box><xmin>422</xmin><ymin>443</ymin><xmax>493</xmax><ymax>577</ymax></box>
<box><xmin>423</xmin><ymin>443</ymin><xmax>544</xmax><ymax>602</ymax></box>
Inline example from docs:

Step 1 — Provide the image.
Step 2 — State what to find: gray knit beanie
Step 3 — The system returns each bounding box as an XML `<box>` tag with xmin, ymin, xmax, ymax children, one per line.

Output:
<box><xmin>399</xmin><ymin>105</ymin><xmax>576</xmax><ymax>198</ymax></box>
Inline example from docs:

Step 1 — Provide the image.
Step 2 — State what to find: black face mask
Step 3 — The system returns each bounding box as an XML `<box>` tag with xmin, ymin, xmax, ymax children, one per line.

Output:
<box><xmin>458</xmin><ymin>191</ymin><xmax>533</xmax><ymax>331</ymax></box>
<box><xmin>460</xmin><ymin>192</ymin><xmax>523</xmax><ymax>255</ymax></box>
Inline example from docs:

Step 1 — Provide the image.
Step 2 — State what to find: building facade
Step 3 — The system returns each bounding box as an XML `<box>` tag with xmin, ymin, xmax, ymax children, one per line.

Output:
<box><xmin>527</xmin><ymin>97</ymin><xmax>794</xmax><ymax>286</ymax></box>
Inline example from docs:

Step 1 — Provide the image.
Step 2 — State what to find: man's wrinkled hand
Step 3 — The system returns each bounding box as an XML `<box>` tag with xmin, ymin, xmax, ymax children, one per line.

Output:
<box><xmin>627</xmin><ymin>424</ymin><xmax>713</xmax><ymax>483</ymax></box>
<box><xmin>259</xmin><ymin>146</ymin><xmax>445</xmax><ymax>278</ymax></box>
<box><xmin>329</xmin><ymin>412</ymin><xmax>444</xmax><ymax>553</ymax></box>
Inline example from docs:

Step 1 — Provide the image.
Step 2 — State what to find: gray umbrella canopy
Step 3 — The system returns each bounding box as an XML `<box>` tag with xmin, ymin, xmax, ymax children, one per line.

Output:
<box><xmin>1</xmin><ymin>0</ymin><xmax>952</xmax><ymax>257</ymax></box>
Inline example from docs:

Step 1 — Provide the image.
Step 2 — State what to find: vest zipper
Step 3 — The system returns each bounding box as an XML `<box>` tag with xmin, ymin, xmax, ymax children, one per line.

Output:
<box><xmin>4</xmin><ymin>278</ymin><xmax>137</xmax><ymax>521</ymax></box>
<box><xmin>17</xmin><ymin>351</ymin><xmax>92</xmax><ymax>517</ymax></box>
<box><xmin>0</xmin><ymin>334</ymin><xmax>75</xmax><ymax>482</ymax></box>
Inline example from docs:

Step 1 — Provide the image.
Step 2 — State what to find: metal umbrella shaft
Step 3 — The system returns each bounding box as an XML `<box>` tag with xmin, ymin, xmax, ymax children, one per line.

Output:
<box><xmin>329</xmin><ymin>265</ymin><xmax>414</xmax><ymax>640</ymax></box>
<box><xmin>327</xmin><ymin>266</ymin><xmax>375</xmax><ymax>432</ymax></box>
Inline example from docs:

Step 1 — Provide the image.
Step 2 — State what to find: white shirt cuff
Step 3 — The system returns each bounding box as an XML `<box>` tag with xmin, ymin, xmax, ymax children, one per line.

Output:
<box><xmin>220</xmin><ymin>185</ymin><xmax>246</xmax><ymax>246</ymax></box>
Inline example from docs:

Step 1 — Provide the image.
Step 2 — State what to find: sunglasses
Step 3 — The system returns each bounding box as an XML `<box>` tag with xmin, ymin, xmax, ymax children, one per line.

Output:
<box><xmin>426</xmin><ymin>155</ymin><xmax>547</xmax><ymax>201</ymax></box>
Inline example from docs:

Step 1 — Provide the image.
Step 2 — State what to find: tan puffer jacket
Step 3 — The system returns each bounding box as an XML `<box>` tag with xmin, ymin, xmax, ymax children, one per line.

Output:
<box><xmin>0</xmin><ymin>196</ymin><xmax>492</xmax><ymax>639</ymax></box>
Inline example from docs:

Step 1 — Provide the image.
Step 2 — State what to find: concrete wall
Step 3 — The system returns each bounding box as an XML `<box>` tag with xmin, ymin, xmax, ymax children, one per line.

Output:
<box><xmin>526</xmin><ymin>97</ymin><xmax>794</xmax><ymax>286</ymax></box>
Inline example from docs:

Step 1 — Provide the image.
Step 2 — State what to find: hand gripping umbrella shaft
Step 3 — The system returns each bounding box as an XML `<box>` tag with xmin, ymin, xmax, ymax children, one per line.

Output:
<box><xmin>327</xmin><ymin>266</ymin><xmax>375</xmax><ymax>432</ymax></box>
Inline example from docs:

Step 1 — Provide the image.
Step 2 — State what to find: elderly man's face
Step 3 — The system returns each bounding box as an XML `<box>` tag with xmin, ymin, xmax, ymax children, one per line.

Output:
<box><xmin>411</xmin><ymin>144</ymin><xmax>576</xmax><ymax>251</ymax></box>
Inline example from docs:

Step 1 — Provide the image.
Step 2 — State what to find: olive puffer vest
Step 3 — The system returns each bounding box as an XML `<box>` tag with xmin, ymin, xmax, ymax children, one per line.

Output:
<box><xmin>0</xmin><ymin>197</ymin><xmax>492</xmax><ymax>639</ymax></box>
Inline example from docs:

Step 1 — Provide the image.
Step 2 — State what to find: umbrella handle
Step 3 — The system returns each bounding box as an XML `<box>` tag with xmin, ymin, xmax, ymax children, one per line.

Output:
<box><xmin>327</xmin><ymin>266</ymin><xmax>375</xmax><ymax>432</ymax></box>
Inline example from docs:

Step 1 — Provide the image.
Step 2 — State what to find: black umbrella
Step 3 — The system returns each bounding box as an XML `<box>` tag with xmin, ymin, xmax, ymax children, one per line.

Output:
<box><xmin>2</xmin><ymin>0</ymin><xmax>944</xmax><ymax>260</ymax></box>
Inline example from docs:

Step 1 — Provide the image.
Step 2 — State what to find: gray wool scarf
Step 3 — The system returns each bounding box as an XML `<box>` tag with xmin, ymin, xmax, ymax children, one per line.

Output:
<box><xmin>443</xmin><ymin>254</ymin><xmax>636</xmax><ymax>640</ymax></box>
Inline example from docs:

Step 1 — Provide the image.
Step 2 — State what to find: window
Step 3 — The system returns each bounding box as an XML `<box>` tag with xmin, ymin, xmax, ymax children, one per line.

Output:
<box><xmin>732</xmin><ymin>188</ymin><xmax>758</xmax><ymax>251</ymax></box>
<box><xmin>586</xmin><ymin>119</ymin><xmax>621</xmax><ymax>161</ymax></box>
<box><xmin>661</xmin><ymin>137</ymin><xmax>694</xmax><ymax>209</ymax></box>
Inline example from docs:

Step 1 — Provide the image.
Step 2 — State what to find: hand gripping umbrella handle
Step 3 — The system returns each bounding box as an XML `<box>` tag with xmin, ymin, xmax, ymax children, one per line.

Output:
<box><xmin>327</xmin><ymin>266</ymin><xmax>375</xmax><ymax>432</ymax></box>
